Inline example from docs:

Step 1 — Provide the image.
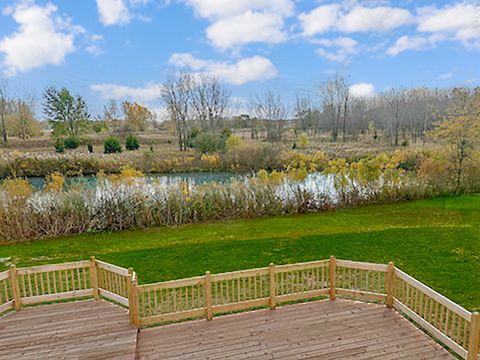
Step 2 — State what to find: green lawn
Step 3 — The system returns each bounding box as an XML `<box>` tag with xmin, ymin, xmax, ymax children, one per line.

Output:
<box><xmin>1</xmin><ymin>195</ymin><xmax>479</xmax><ymax>311</ymax></box>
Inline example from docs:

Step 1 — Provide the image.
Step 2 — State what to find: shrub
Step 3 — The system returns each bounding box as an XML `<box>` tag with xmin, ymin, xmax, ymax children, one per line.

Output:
<box><xmin>44</xmin><ymin>172</ymin><xmax>65</xmax><ymax>192</ymax></box>
<box><xmin>64</xmin><ymin>136</ymin><xmax>81</xmax><ymax>150</ymax></box>
<box><xmin>54</xmin><ymin>139</ymin><xmax>65</xmax><ymax>153</ymax></box>
<box><xmin>1</xmin><ymin>178</ymin><xmax>34</xmax><ymax>199</ymax></box>
<box><xmin>298</xmin><ymin>132</ymin><xmax>309</xmax><ymax>149</ymax></box>
<box><xmin>226</xmin><ymin>143</ymin><xmax>279</xmax><ymax>171</ymax></box>
<box><xmin>87</xmin><ymin>143</ymin><xmax>93</xmax><ymax>153</ymax></box>
<box><xmin>200</xmin><ymin>154</ymin><xmax>220</xmax><ymax>170</ymax></box>
<box><xmin>104</xmin><ymin>136</ymin><xmax>122</xmax><ymax>154</ymax></box>
<box><xmin>125</xmin><ymin>134</ymin><xmax>140</xmax><ymax>151</ymax></box>
<box><xmin>225</xmin><ymin>135</ymin><xmax>243</xmax><ymax>150</ymax></box>
<box><xmin>192</xmin><ymin>131</ymin><xmax>225</xmax><ymax>154</ymax></box>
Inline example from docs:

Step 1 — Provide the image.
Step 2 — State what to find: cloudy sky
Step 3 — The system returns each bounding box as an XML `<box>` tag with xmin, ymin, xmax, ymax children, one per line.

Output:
<box><xmin>0</xmin><ymin>0</ymin><xmax>479</xmax><ymax>116</ymax></box>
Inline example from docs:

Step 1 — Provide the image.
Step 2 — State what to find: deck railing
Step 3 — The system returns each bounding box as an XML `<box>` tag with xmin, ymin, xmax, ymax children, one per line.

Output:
<box><xmin>0</xmin><ymin>256</ymin><xmax>478</xmax><ymax>359</ymax></box>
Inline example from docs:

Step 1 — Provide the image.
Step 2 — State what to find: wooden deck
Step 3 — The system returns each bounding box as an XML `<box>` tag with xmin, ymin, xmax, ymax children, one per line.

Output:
<box><xmin>0</xmin><ymin>300</ymin><xmax>137</xmax><ymax>359</ymax></box>
<box><xmin>135</xmin><ymin>299</ymin><xmax>455</xmax><ymax>360</ymax></box>
<box><xmin>0</xmin><ymin>299</ymin><xmax>458</xmax><ymax>359</ymax></box>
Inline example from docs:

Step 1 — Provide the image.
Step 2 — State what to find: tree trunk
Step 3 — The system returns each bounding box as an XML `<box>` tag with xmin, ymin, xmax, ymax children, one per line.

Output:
<box><xmin>1</xmin><ymin>114</ymin><xmax>7</xmax><ymax>144</ymax></box>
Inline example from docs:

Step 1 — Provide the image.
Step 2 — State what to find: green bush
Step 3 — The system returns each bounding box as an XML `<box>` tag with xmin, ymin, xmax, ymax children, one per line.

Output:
<box><xmin>192</xmin><ymin>131</ymin><xmax>226</xmax><ymax>154</ymax></box>
<box><xmin>64</xmin><ymin>136</ymin><xmax>80</xmax><ymax>150</ymax></box>
<box><xmin>54</xmin><ymin>139</ymin><xmax>65</xmax><ymax>153</ymax></box>
<box><xmin>125</xmin><ymin>134</ymin><xmax>140</xmax><ymax>151</ymax></box>
<box><xmin>104</xmin><ymin>136</ymin><xmax>122</xmax><ymax>154</ymax></box>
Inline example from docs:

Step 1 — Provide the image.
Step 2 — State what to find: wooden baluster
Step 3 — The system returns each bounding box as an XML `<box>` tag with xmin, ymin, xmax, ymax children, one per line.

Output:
<box><xmin>205</xmin><ymin>272</ymin><xmax>213</xmax><ymax>320</ymax></box>
<box><xmin>40</xmin><ymin>272</ymin><xmax>45</xmax><ymax>295</ymax></box>
<box><xmin>59</xmin><ymin>271</ymin><xmax>64</xmax><ymax>293</ymax></box>
<box><xmin>27</xmin><ymin>273</ymin><xmax>33</xmax><ymax>297</ymax></box>
<box><xmin>70</xmin><ymin>269</ymin><xmax>75</xmax><ymax>291</ymax></box>
<box><xmin>160</xmin><ymin>288</ymin><xmax>164</xmax><ymax>313</ymax></box>
<box><xmin>33</xmin><ymin>273</ymin><xmax>39</xmax><ymax>296</ymax></box>
<box><xmin>76</xmin><ymin>268</ymin><xmax>81</xmax><ymax>290</ymax></box>
<box><xmin>184</xmin><ymin>287</ymin><xmax>188</xmax><ymax>310</ymax></box>
<box><xmin>248</xmin><ymin>276</ymin><xmax>252</xmax><ymax>299</ymax></box>
<box><xmin>329</xmin><ymin>256</ymin><xmax>336</xmax><ymax>301</ymax></box>
<box><xmin>386</xmin><ymin>262</ymin><xmax>395</xmax><ymax>308</ymax></box>
<box><xmin>82</xmin><ymin>268</ymin><xmax>87</xmax><ymax>290</ymax></box>
<box><xmin>269</xmin><ymin>263</ymin><xmax>276</xmax><ymax>310</ymax></box>
<box><xmin>237</xmin><ymin>278</ymin><xmax>241</xmax><ymax>302</ymax></box>
<box><xmin>52</xmin><ymin>271</ymin><xmax>57</xmax><ymax>294</ymax></box>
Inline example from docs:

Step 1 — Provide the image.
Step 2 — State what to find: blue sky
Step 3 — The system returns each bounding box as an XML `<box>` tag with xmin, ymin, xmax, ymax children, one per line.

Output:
<box><xmin>0</xmin><ymin>0</ymin><xmax>479</xmax><ymax>117</ymax></box>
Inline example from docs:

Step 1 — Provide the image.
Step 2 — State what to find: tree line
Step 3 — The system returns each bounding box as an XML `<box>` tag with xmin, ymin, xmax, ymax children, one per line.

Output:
<box><xmin>0</xmin><ymin>74</ymin><xmax>476</xmax><ymax>155</ymax></box>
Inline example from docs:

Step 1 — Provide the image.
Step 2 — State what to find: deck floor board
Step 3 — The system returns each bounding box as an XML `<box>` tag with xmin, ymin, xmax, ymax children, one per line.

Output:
<box><xmin>0</xmin><ymin>299</ymin><xmax>457</xmax><ymax>359</ymax></box>
<box><xmin>0</xmin><ymin>299</ymin><xmax>137</xmax><ymax>360</ymax></box>
<box><xmin>135</xmin><ymin>300</ymin><xmax>455</xmax><ymax>360</ymax></box>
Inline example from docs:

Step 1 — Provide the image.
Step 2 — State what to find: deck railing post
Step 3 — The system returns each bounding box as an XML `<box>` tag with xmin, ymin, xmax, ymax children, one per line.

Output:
<box><xmin>10</xmin><ymin>265</ymin><xmax>21</xmax><ymax>310</ymax></box>
<box><xmin>127</xmin><ymin>268</ymin><xmax>140</xmax><ymax>328</ymax></box>
<box><xmin>89</xmin><ymin>256</ymin><xmax>100</xmax><ymax>300</ymax></box>
<box><xmin>205</xmin><ymin>271</ymin><xmax>213</xmax><ymax>321</ymax></box>
<box><xmin>329</xmin><ymin>256</ymin><xmax>336</xmax><ymax>301</ymax></box>
<box><xmin>269</xmin><ymin>263</ymin><xmax>276</xmax><ymax>310</ymax></box>
<box><xmin>467</xmin><ymin>312</ymin><xmax>480</xmax><ymax>360</ymax></box>
<box><xmin>386</xmin><ymin>262</ymin><xmax>395</xmax><ymax>308</ymax></box>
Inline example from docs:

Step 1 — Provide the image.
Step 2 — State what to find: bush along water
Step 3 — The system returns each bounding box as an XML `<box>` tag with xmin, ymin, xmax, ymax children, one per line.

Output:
<box><xmin>1</xmin><ymin>149</ymin><xmax>479</xmax><ymax>242</ymax></box>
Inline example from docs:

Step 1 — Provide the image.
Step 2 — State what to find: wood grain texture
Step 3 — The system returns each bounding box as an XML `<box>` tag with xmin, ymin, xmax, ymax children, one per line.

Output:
<box><xmin>0</xmin><ymin>299</ymin><xmax>137</xmax><ymax>359</ymax></box>
<box><xmin>135</xmin><ymin>299</ymin><xmax>455</xmax><ymax>360</ymax></box>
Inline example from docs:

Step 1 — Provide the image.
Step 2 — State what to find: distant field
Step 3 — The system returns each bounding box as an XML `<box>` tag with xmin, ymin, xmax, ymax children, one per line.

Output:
<box><xmin>0</xmin><ymin>195</ymin><xmax>479</xmax><ymax>311</ymax></box>
<box><xmin>0</xmin><ymin>129</ymin><xmax>414</xmax><ymax>160</ymax></box>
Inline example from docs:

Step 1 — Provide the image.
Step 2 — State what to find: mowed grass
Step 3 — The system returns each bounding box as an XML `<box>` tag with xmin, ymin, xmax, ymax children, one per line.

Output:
<box><xmin>0</xmin><ymin>195</ymin><xmax>479</xmax><ymax>311</ymax></box>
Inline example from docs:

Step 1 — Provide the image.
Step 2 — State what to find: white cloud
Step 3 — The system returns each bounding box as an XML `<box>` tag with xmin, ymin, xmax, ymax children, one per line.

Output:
<box><xmin>386</xmin><ymin>35</ymin><xmax>439</xmax><ymax>56</ymax></box>
<box><xmin>437</xmin><ymin>72</ymin><xmax>453</xmax><ymax>80</ymax></box>
<box><xmin>298</xmin><ymin>5</ymin><xmax>340</xmax><ymax>36</ymax></box>
<box><xmin>299</xmin><ymin>4</ymin><xmax>412</xmax><ymax>36</ymax></box>
<box><xmin>168</xmin><ymin>53</ymin><xmax>277</xmax><ymax>85</ymax></box>
<box><xmin>0</xmin><ymin>1</ymin><xmax>75</xmax><ymax>76</ymax></box>
<box><xmin>183</xmin><ymin>0</ymin><xmax>294</xmax><ymax>19</ymax></box>
<box><xmin>96</xmin><ymin>0</ymin><xmax>131</xmax><ymax>26</ymax></box>
<box><xmin>339</xmin><ymin>6</ymin><xmax>413</xmax><ymax>32</ymax></box>
<box><xmin>349</xmin><ymin>83</ymin><xmax>375</xmax><ymax>98</ymax></box>
<box><xmin>417</xmin><ymin>3</ymin><xmax>480</xmax><ymax>48</ymax></box>
<box><xmin>315</xmin><ymin>37</ymin><xmax>358</xmax><ymax>62</ymax></box>
<box><xmin>90</xmin><ymin>83</ymin><xmax>161</xmax><ymax>102</ymax></box>
<box><xmin>206</xmin><ymin>11</ymin><xmax>287</xmax><ymax>50</ymax></box>
<box><xmin>183</xmin><ymin>0</ymin><xmax>293</xmax><ymax>50</ymax></box>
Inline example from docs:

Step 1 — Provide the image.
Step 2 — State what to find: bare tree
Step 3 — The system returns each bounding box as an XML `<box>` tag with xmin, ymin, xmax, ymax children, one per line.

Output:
<box><xmin>294</xmin><ymin>95</ymin><xmax>314</xmax><ymax>132</ymax></box>
<box><xmin>251</xmin><ymin>91</ymin><xmax>287</xmax><ymax>142</ymax></box>
<box><xmin>319</xmin><ymin>73</ymin><xmax>349</xmax><ymax>142</ymax></box>
<box><xmin>0</xmin><ymin>79</ymin><xmax>9</xmax><ymax>144</ymax></box>
<box><xmin>161</xmin><ymin>72</ymin><xmax>195</xmax><ymax>151</ymax></box>
<box><xmin>103</xmin><ymin>99</ymin><xmax>119</xmax><ymax>122</ymax></box>
<box><xmin>191</xmin><ymin>75</ymin><xmax>230</xmax><ymax>131</ymax></box>
<box><xmin>382</xmin><ymin>88</ymin><xmax>408</xmax><ymax>146</ymax></box>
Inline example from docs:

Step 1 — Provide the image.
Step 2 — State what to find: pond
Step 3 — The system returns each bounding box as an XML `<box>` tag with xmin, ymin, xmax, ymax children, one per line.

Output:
<box><xmin>25</xmin><ymin>172</ymin><xmax>240</xmax><ymax>190</ymax></box>
<box><xmin>19</xmin><ymin>171</ymin><xmax>337</xmax><ymax>197</ymax></box>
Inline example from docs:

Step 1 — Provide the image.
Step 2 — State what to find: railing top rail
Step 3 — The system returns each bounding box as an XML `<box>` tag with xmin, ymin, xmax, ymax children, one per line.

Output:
<box><xmin>336</xmin><ymin>259</ymin><xmax>388</xmax><ymax>272</ymax></box>
<box><xmin>275</xmin><ymin>259</ymin><xmax>329</xmax><ymax>272</ymax></box>
<box><xmin>16</xmin><ymin>260</ymin><xmax>90</xmax><ymax>275</ymax></box>
<box><xmin>395</xmin><ymin>267</ymin><xmax>471</xmax><ymax>321</ymax></box>
<box><xmin>95</xmin><ymin>259</ymin><xmax>129</xmax><ymax>276</ymax></box>
<box><xmin>138</xmin><ymin>275</ymin><xmax>205</xmax><ymax>292</ymax></box>
<box><xmin>212</xmin><ymin>267</ymin><xmax>269</xmax><ymax>281</ymax></box>
<box><xmin>0</xmin><ymin>269</ymin><xmax>10</xmax><ymax>281</ymax></box>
